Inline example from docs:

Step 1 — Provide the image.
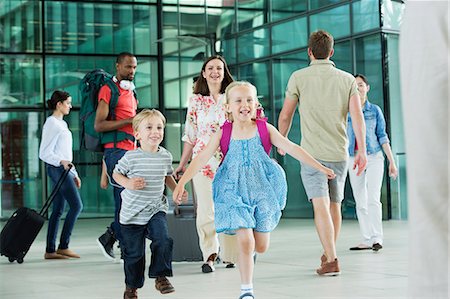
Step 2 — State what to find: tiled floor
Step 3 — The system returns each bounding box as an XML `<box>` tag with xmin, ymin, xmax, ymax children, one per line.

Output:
<box><xmin>0</xmin><ymin>218</ymin><xmax>408</xmax><ymax>299</ymax></box>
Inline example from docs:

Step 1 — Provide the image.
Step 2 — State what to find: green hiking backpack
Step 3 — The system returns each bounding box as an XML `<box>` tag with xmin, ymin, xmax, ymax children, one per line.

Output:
<box><xmin>79</xmin><ymin>69</ymin><xmax>135</xmax><ymax>152</ymax></box>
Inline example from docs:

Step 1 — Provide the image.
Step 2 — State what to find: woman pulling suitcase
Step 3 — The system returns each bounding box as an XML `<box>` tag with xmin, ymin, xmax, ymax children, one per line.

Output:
<box><xmin>39</xmin><ymin>90</ymin><xmax>83</xmax><ymax>259</ymax></box>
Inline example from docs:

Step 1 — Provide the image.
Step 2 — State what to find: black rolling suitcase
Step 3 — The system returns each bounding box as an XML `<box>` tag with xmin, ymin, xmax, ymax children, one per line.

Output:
<box><xmin>167</xmin><ymin>181</ymin><xmax>202</xmax><ymax>262</ymax></box>
<box><xmin>0</xmin><ymin>167</ymin><xmax>71</xmax><ymax>263</ymax></box>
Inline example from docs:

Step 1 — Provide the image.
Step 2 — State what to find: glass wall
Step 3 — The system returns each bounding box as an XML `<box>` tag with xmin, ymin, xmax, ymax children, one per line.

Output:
<box><xmin>0</xmin><ymin>0</ymin><xmax>159</xmax><ymax>219</ymax></box>
<box><xmin>0</xmin><ymin>0</ymin><xmax>405</xmax><ymax>220</ymax></box>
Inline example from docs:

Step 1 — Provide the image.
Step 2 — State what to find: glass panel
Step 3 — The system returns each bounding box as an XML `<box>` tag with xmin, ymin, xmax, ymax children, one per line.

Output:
<box><xmin>0</xmin><ymin>0</ymin><xmax>41</xmax><ymax>52</ymax></box>
<box><xmin>180</xmin><ymin>55</ymin><xmax>203</xmax><ymax>78</ymax></box>
<box><xmin>162</xmin><ymin>6</ymin><xmax>180</xmax><ymax>55</ymax></box>
<box><xmin>354</xmin><ymin>34</ymin><xmax>383</xmax><ymax>108</ymax></box>
<box><xmin>238</xmin><ymin>62</ymin><xmax>270</xmax><ymax>118</ymax></box>
<box><xmin>271</xmin><ymin>0</ymin><xmax>307</xmax><ymax>22</ymax></box>
<box><xmin>272</xmin><ymin>17</ymin><xmax>307</xmax><ymax>54</ymax></box>
<box><xmin>237</xmin><ymin>28</ymin><xmax>269</xmax><ymax>62</ymax></box>
<box><xmin>45</xmin><ymin>2</ymin><xmax>157</xmax><ymax>55</ymax></box>
<box><xmin>390</xmin><ymin>153</ymin><xmax>407</xmax><ymax>220</ymax></box>
<box><xmin>381</xmin><ymin>0</ymin><xmax>405</xmax><ymax>30</ymax></box>
<box><xmin>220</xmin><ymin>37</ymin><xmax>237</xmax><ymax>65</ymax></box>
<box><xmin>0</xmin><ymin>55</ymin><xmax>42</xmax><ymax>108</ymax></box>
<box><xmin>45</xmin><ymin>56</ymin><xmax>158</xmax><ymax>108</ymax></box>
<box><xmin>353</xmin><ymin>0</ymin><xmax>380</xmax><ymax>34</ymax></box>
<box><xmin>209</xmin><ymin>7</ymin><xmax>235</xmax><ymax>37</ymax></box>
<box><xmin>333</xmin><ymin>41</ymin><xmax>352</xmax><ymax>74</ymax></box>
<box><xmin>164</xmin><ymin>81</ymin><xmax>181</xmax><ymax>109</ymax></box>
<box><xmin>272</xmin><ymin>51</ymin><xmax>309</xmax><ymax>118</ymax></box>
<box><xmin>164</xmin><ymin>57</ymin><xmax>180</xmax><ymax>81</ymax></box>
<box><xmin>237</xmin><ymin>4</ymin><xmax>265</xmax><ymax>30</ymax></box>
<box><xmin>0</xmin><ymin>112</ymin><xmax>43</xmax><ymax>218</ymax></box>
<box><xmin>386</xmin><ymin>34</ymin><xmax>405</xmax><ymax>154</ymax></box>
<box><xmin>271</xmin><ymin>51</ymin><xmax>309</xmax><ymax>217</ymax></box>
<box><xmin>310</xmin><ymin>0</ymin><xmax>346</xmax><ymax>10</ymax></box>
<box><xmin>63</xmin><ymin>111</ymin><xmax>114</xmax><ymax>217</ymax></box>
<box><xmin>309</xmin><ymin>5</ymin><xmax>350</xmax><ymax>39</ymax></box>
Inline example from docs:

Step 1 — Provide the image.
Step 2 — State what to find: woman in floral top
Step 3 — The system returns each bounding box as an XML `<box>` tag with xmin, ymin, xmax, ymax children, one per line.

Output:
<box><xmin>174</xmin><ymin>55</ymin><xmax>238</xmax><ymax>273</ymax></box>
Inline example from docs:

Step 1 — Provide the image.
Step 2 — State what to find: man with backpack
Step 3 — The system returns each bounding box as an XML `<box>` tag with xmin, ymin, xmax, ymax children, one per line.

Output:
<box><xmin>95</xmin><ymin>52</ymin><xmax>138</xmax><ymax>261</ymax></box>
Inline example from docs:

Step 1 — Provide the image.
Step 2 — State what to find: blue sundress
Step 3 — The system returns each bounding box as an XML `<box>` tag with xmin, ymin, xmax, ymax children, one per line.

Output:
<box><xmin>212</xmin><ymin>133</ymin><xmax>287</xmax><ymax>235</ymax></box>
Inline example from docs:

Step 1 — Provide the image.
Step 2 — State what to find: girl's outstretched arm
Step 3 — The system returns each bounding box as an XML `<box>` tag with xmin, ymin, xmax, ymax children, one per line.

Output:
<box><xmin>267</xmin><ymin>124</ymin><xmax>336</xmax><ymax>179</ymax></box>
<box><xmin>172</xmin><ymin>129</ymin><xmax>222</xmax><ymax>201</ymax></box>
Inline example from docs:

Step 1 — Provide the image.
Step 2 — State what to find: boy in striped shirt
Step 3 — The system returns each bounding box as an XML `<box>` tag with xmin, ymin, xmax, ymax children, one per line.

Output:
<box><xmin>113</xmin><ymin>109</ymin><xmax>187</xmax><ymax>299</ymax></box>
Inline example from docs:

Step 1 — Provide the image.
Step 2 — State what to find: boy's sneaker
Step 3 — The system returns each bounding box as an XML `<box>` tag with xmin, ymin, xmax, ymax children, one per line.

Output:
<box><xmin>123</xmin><ymin>286</ymin><xmax>138</xmax><ymax>299</ymax></box>
<box><xmin>316</xmin><ymin>258</ymin><xmax>341</xmax><ymax>276</ymax></box>
<box><xmin>155</xmin><ymin>276</ymin><xmax>175</xmax><ymax>294</ymax></box>
<box><xmin>97</xmin><ymin>227</ymin><xmax>116</xmax><ymax>260</ymax></box>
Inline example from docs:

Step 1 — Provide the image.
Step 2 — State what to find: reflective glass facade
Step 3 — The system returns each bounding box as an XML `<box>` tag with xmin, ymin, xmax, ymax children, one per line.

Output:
<box><xmin>0</xmin><ymin>0</ymin><xmax>406</xmax><ymax>220</ymax></box>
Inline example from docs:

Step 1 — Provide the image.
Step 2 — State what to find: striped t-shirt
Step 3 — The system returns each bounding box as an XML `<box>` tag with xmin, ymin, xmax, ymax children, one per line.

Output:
<box><xmin>114</xmin><ymin>147</ymin><xmax>173</xmax><ymax>225</ymax></box>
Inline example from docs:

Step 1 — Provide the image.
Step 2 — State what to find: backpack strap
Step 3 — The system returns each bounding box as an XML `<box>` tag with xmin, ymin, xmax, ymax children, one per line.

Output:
<box><xmin>256</xmin><ymin>119</ymin><xmax>272</xmax><ymax>155</ymax></box>
<box><xmin>220</xmin><ymin>120</ymin><xmax>232</xmax><ymax>160</ymax></box>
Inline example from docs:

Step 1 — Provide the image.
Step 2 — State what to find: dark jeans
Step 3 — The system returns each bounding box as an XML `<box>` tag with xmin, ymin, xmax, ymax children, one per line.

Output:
<box><xmin>103</xmin><ymin>147</ymin><xmax>127</xmax><ymax>244</ymax></box>
<box><xmin>46</xmin><ymin>164</ymin><xmax>83</xmax><ymax>253</ymax></box>
<box><xmin>121</xmin><ymin>212</ymin><xmax>174</xmax><ymax>289</ymax></box>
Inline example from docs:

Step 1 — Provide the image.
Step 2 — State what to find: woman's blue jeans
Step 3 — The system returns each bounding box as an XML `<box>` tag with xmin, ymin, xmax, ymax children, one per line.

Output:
<box><xmin>121</xmin><ymin>211</ymin><xmax>173</xmax><ymax>288</ymax></box>
<box><xmin>45</xmin><ymin>164</ymin><xmax>83</xmax><ymax>253</ymax></box>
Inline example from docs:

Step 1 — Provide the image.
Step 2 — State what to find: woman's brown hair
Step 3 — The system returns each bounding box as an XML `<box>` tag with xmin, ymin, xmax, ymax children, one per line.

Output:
<box><xmin>193</xmin><ymin>55</ymin><xmax>234</xmax><ymax>96</ymax></box>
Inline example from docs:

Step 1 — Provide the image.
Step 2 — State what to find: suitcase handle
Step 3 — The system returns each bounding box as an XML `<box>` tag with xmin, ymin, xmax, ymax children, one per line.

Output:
<box><xmin>39</xmin><ymin>165</ymin><xmax>72</xmax><ymax>216</ymax></box>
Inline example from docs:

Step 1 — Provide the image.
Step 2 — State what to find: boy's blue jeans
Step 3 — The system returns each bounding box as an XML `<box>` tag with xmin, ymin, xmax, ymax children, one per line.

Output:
<box><xmin>45</xmin><ymin>164</ymin><xmax>83</xmax><ymax>253</ymax></box>
<box><xmin>104</xmin><ymin>147</ymin><xmax>127</xmax><ymax>244</ymax></box>
<box><xmin>121</xmin><ymin>211</ymin><xmax>174</xmax><ymax>288</ymax></box>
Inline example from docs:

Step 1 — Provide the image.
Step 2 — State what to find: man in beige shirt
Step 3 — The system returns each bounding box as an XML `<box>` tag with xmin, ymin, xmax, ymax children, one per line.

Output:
<box><xmin>278</xmin><ymin>30</ymin><xmax>367</xmax><ymax>276</ymax></box>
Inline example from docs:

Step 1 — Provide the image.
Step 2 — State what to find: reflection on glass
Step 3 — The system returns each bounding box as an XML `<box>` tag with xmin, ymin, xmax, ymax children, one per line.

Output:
<box><xmin>0</xmin><ymin>55</ymin><xmax>42</xmax><ymax>107</ymax></box>
<box><xmin>354</xmin><ymin>35</ymin><xmax>383</xmax><ymax>106</ymax></box>
<box><xmin>310</xmin><ymin>5</ymin><xmax>350</xmax><ymax>39</ymax></box>
<box><xmin>272</xmin><ymin>52</ymin><xmax>308</xmax><ymax>115</ymax></box>
<box><xmin>237</xmin><ymin>28</ymin><xmax>269</xmax><ymax>62</ymax></box>
<box><xmin>333</xmin><ymin>41</ymin><xmax>352</xmax><ymax>74</ymax></box>
<box><xmin>381</xmin><ymin>0</ymin><xmax>405</xmax><ymax>30</ymax></box>
<box><xmin>272</xmin><ymin>17</ymin><xmax>307</xmax><ymax>54</ymax></box>
<box><xmin>44</xmin><ymin>2</ymin><xmax>157</xmax><ymax>55</ymax></box>
<box><xmin>352</xmin><ymin>0</ymin><xmax>379</xmax><ymax>34</ymax></box>
<box><xmin>220</xmin><ymin>38</ymin><xmax>237</xmax><ymax>64</ymax></box>
<box><xmin>310</xmin><ymin>0</ymin><xmax>346</xmax><ymax>10</ymax></box>
<box><xmin>271</xmin><ymin>0</ymin><xmax>307</xmax><ymax>21</ymax></box>
<box><xmin>237</xmin><ymin>6</ymin><xmax>265</xmax><ymax>30</ymax></box>
<box><xmin>0</xmin><ymin>112</ymin><xmax>42</xmax><ymax>218</ymax></box>
<box><xmin>238</xmin><ymin>62</ymin><xmax>270</xmax><ymax>118</ymax></box>
<box><xmin>0</xmin><ymin>1</ymin><xmax>41</xmax><ymax>52</ymax></box>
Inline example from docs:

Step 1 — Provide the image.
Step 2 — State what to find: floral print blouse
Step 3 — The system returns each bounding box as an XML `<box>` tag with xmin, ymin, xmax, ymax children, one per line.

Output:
<box><xmin>182</xmin><ymin>93</ymin><xmax>227</xmax><ymax>179</ymax></box>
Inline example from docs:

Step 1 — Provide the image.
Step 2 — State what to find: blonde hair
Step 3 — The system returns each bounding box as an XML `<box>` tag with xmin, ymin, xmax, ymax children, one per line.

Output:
<box><xmin>132</xmin><ymin>109</ymin><xmax>166</xmax><ymax>133</ymax></box>
<box><xmin>224</xmin><ymin>81</ymin><xmax>259</xmax><ymax>121</ymax></box>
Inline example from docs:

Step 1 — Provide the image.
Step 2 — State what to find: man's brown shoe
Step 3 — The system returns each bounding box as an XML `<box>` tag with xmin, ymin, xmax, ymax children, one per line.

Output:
<box><xmin>316</xmin><ymin>258</ymin><xmax>341</xmax><ymax>276</ymax></box>
<box><xmin>44</xmin><ymin>252</ymin><xmax>69</xmax><ymax>259</ymax></box>
<box><xmin>155</xmin><ymin>276</ymin><xmax>175</xmax><ymax>294</ymax></box>
<box><xmin>56</xmin><ymin>249</ymin><xmax>80</xmax><ymax>258</ymax></box>
<box><xmin>123</xmin><ymin>286</ymin><xmax>138</xmax><ymax>299</ymax></box>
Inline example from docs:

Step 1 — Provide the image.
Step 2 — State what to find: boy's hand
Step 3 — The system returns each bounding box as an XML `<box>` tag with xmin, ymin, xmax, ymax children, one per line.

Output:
<box><xmin>172</xmin><ymin>185</ymin><xmax>186</xmax><ymax>205</ymax></box>
<box><xmin>173</xmin><ymin>165</ymin><xmax>186</xmax><ymax>180</ymax></box>
<box><xmin>127</xmin><ymin>177</ymin><xmax>146</xmax><ymax>190</ymax></box>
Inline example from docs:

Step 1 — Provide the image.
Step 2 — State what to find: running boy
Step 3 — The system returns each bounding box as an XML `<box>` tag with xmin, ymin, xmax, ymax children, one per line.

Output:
<box><xmin>113</xmin><ymin>109</ymin><xmax>187</xmax><ymax>299</ymax></box>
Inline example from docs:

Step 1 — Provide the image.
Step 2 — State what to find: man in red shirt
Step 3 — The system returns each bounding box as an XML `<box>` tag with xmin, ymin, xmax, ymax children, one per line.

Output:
<box><xmin>95</xmin><ymin>52</ymin><xmax>138</xmax><ymax>261</ymax></box>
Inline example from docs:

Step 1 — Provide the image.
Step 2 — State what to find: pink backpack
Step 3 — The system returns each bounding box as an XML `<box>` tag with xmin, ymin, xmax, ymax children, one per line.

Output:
<box><xmin>220</xmin><ymin>118</ymin><xmax>272</xmax><ymax>161</ymax></box>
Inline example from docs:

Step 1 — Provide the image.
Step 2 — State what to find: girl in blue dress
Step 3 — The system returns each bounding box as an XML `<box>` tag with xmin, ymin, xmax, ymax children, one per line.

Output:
<box><xmin>173</xmin><ymin>81</ymin><xmax>335</xmax><ymax>299</ymax></box>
